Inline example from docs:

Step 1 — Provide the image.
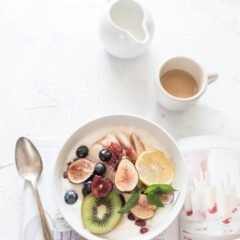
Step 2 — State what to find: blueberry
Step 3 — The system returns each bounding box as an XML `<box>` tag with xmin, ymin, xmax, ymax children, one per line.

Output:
<box><xmin>85</xmin><ymin>174</ymin><xmax>94</xmax><ymax>182</ymax></box>
<box><xmin>64</xmin><ymin>190</ymin><xmax>78</xmax><ymax>204</ymax></box>
<box><xmin>76</xmin><ymin>145</ymin><xmax>89</xmax><ymax>158</ymax></box>
<box><xmin>82</xmin><ymin>181</ymin><xmax>92</xmax><ymax>196</ymax></box>
<box><xmin>93</xmin><ymin>162</ymin><xmax>106</xmax><ymax>176</ymax></box>
<box><xmin>99</xmin><ymin>149</ymin><xmax>112</xmax><ymax>161</ymax></box>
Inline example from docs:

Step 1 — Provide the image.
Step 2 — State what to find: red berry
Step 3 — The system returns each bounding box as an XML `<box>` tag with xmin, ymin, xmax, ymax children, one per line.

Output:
<box><xmin>127</xmin><ymin>213</ymin><xmax>135</xmax><ymax>221</ymax></box>
<box><xmin>140</xmin><ymin>227</ymin><xmax>149</xmax><ymax>234</ymax></box>
<box><xmin>91</xmin><ymin>175</ymin><xmax>113</xmax><ymax>198</ymax></box>
<box><xmin>135</xmin><ymin>219</ymin><xmax>146</xmax><ymax>227</ymax></box>
<box><xmin>63</xmin><ymin>171</ymin><xmax>67</xmax><ymax>178</ymax></box>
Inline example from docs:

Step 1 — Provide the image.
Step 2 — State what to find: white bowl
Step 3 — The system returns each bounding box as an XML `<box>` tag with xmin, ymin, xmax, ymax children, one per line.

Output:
<box><xmin>53</xmin><ymin>114</ymin><xmax>187</xmax><ymax>240</ymax></box>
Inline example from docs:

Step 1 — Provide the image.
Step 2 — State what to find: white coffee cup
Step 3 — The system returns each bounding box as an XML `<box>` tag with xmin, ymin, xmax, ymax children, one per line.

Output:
<box><xmin>155</xmin><ymin>56</ymin><xmax>218</xmax><ymax>111</ymax></box>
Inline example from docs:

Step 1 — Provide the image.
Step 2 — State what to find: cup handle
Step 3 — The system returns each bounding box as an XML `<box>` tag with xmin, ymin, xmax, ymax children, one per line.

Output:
<box><xmin>207</xmin><ymin>73</ymin><xmax>218</xmax><ymax>84</ymax></box>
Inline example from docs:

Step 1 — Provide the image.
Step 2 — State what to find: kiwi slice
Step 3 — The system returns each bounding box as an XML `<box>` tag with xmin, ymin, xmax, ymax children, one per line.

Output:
<box><xmin>81</xmin><ymin>192</ymin><xmax>122</xmax><ymax>234</ymax></box>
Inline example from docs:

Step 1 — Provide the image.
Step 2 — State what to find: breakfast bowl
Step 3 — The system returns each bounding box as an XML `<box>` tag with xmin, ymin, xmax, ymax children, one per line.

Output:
<box><xmin>53</xmin><ymin>114</ymin><xmax>187</xmax><ymax>240</ymax></box>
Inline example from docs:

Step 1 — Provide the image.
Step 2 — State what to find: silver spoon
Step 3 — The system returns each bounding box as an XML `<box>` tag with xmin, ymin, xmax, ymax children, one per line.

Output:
<box><xmin>15</xmin><ymin>137</ymin><xmax>53</xmax><ymax>240</ymax></box>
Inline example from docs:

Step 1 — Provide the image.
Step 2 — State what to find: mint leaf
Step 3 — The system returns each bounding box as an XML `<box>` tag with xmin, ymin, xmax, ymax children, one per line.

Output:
<box><xmin>147</xmin><ymin>193</ymin><xmax>164</xmax><ymax>207</ymax></box>
<box><xmin>145</xmin><ymin>184</ymin><xmax>176</xmax><ymax>195</ymax></box>
<box><xmin>118</xmin><ymin>191</ymin><xmax>140</xmax><ymax>214</ymax></box>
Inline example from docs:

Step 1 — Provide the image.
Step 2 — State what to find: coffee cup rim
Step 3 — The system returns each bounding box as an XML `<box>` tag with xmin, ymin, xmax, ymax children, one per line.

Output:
<box><xmin>156</xmin><ymin>56</ymin><xmax>208</xmax><ymax>102</ymax></box>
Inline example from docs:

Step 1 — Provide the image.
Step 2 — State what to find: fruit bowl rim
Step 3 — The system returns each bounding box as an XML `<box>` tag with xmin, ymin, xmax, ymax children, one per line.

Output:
<box><xmin>52</xmin><ymin>113</ymin><xmax>188</xmax><ymax>240</ymax></box>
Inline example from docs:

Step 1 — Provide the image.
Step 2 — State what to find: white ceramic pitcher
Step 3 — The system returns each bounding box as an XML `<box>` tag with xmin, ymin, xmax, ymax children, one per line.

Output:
<box><xmin>99</xmin><ymin>0</ymin><xmax>154</xmax><ymax>59</ymax></box>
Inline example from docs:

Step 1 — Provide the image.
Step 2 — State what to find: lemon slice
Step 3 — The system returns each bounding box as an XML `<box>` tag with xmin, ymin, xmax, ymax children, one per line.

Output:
<box><xmin>135</xmin><ymin>150</ymin><xmax>174</xmax><ymax>186</ymax></box>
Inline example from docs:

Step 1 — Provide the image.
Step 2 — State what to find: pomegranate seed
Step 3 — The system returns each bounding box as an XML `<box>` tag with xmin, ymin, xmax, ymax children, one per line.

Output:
<box><xmin>127</xmin><ymin>213</ymin><xmax>135</xmax><ymax>221</ymax></box>
<box><xmin>140</xmin><ymin>227</ymin><xmax>149</xmax><ymax>234</ymax></box>
<box><xmin>63</xmin><ymin>171</ymin><xmax>68</xmax><ymax>178</ymax></box>
<box><xmin>135</xmin><ymin>219</ymin><xmax>146</xmax><ymax>227</ymax></box>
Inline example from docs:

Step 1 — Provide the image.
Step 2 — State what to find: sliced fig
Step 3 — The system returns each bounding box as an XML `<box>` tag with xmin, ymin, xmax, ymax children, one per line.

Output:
<box><xmin>130</xmin><ymin>133</ymin><xmax>145</xmax><ymax>156</ymax></box>
<box><xmin>114</xmin><ymin>159</ymin><xmax>139</xmax><ymax>192</ymax></box>
<box><xmin>160</xmin><ymin>192</ymin><xmax>174</xmax><ymax>205</ymax></box>
<box><xmin>98</xmin><ymin>133</ymin><xmax>120</xmax><ymax>147</ymax></box>
<box><xmin>88</xmin><ymin>144</ymin><xmax>104</xmax><ymax>162</ymax></box>
<box><xmin>91</xmin><ymin>175</ymin><xmax>113</xmax><ymax>198</ymax></box>
<box><xmin>116</xmin><ymin>133</ymin><xmax>137</xmax><ymax>161</ymax></box>
<box><xmin>131</xmin><ymin>194</ymin><xmax>157</xmax><ymax>219</ymax></box>
<box><xmin>125</xmin><ymin>147</ymin><xmax>138</xmax><ymax>162</ymax></box>
<box><xmin>67</xmin><ymin>159</ymin><xmax>95</xmax><ymax>184</ymax></box>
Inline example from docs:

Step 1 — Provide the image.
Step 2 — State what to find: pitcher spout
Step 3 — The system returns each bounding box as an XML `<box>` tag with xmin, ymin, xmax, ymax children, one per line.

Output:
<box><xmin>109</xmin><ymin>0</ymin><xmax>151</xmax><ymax>44</ymax></box>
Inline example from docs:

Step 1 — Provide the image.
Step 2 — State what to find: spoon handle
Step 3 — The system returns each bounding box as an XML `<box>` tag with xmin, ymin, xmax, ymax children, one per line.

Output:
<box><xmin>32</xmin><ymin>185</ymin><xmax>53</xmax><ymax>240</ymax></box>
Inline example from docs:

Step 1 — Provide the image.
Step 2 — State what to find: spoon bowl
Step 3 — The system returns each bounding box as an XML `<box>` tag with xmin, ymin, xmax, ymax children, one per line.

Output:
<box><xmin>15</xmin><ymin>137</ymin><xmax>42</xmax><ymax>183</ymax></box>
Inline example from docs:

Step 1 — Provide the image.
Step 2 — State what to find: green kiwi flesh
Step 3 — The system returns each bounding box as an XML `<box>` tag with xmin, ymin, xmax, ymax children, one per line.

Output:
<box><xmin>81</xmin><ymin>191</ymin><xmax>122</xmax><ymax>234</ymax></box>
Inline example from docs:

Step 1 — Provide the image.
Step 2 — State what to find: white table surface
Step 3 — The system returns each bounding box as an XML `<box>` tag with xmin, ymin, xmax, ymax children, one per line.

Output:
<box><xmin>1</xmin><ymin>0</ymin><xmax>240</xmax><ymax>239</ymax></box>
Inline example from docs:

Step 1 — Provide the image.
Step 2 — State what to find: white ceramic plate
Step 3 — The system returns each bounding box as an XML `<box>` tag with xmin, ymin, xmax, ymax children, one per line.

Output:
<box><xmin>178</xmin><ymin>135</ymin><xmax>240</xmax><ymax>240</ymax></box>
<box><xmin>53</xmin><ymin>115</ymin><xmax>187</xmax><ymax>240</ymax></box>
<box><xmin>178</xmin><ymin>135</ymin><xmax>240</xmax><ymax>153</ymax></box>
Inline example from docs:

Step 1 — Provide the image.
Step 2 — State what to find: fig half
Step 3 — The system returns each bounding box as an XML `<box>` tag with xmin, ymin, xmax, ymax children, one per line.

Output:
<box><xmin>131</xmin><ymin>194</ymin><xmax>157</xmax><ymax>219</ymax></box>
<box><xmin>67</xmin><ymin>159</ymin><xmax>95</xmax><ymax>184</ymax></box>
<box><xmin>160</xmin><ymin>192</ymin><xmax>174</xmax><ymax>205</ymax></box>
<box><xmin>114</xmin><ymin>159</ymin><xmax>139</xmax><ymax>192</ymax></box>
